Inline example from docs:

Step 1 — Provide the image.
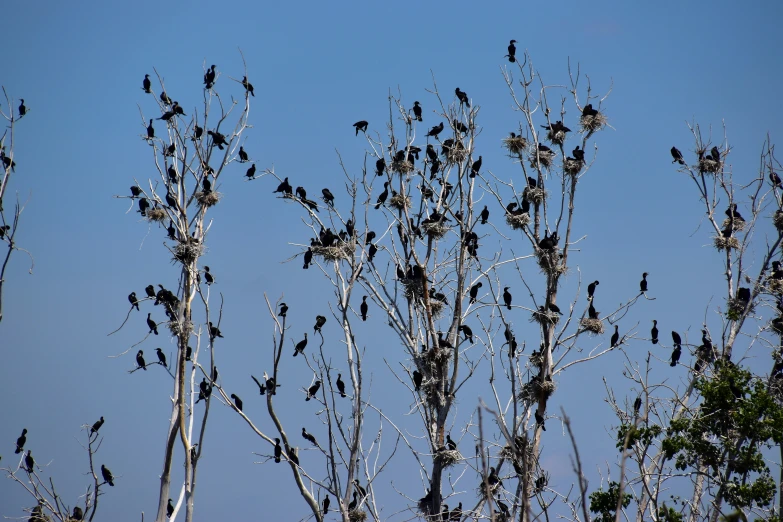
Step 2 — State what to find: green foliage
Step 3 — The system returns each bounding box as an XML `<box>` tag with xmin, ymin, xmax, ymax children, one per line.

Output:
<box><xmin>657</xmin><ymin>504</ymin><xmax>683</xmax><ymax>522</ymax></box>
<box><xmin>589</xmin><ymin>481</ymin><xmax>632</xmax><ymax>522</ymax></box>
<box><xmin>616</xmin><ymin>423</ymin><xmax>662</xmax><ymax>451</ymax></box>
<box><xmin>660</xmin><ymin>360</ymin><xmax>783</xmax><ymax>510</ymax></box>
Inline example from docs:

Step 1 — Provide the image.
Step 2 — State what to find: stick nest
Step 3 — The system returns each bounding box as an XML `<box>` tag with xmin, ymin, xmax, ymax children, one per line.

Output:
<box><xmin>168</xmin><ymin>318</ymin><xmax>192</xmax><ymax>336</ymax></box>
<box><xmin>476</xmin><ymin>481</ymin><xmax>502</xmax><ymax>500</ymax></box>
<box><xmin>580</xmin><ymin>317</ymin><xmax>605</xmax><ymax>335</ymax></box>
<box><xmin>389</xmin><ymin>193</ymin><xmax>411</xmax><ymax>211</ymax></box>
<box><xmin>391</xmin><ymin>160</ymin><xmax>415</xmax><ymax>174</ymax></box>
<box><xmin>529</xmin><ymin>150</ymin><xmax>556</xmax><ymax>169</ymax></box>
<box><xmin>564</xmin><ymin>158</ymin><xmax>583</xmax><ymax>176</ymax></box>
<box><xmin>773</xmin><ymin>211</ymin><xmax>783</xmax><ymax>231</ymax></box>
<box><xmin>546</xmin><ymin>130</ymin><xmax>567</xmax><ymax>146</ymax></box>
<box><xmin>421</xmin><ymin>221</ymin><xmax>450</xmax><ymax>239</ymax></box>
<box><xmin>580</xmin><ymin>112</ymin><xmax>608</xmax><ymax>133</ymax></box>
<box><xmin>713</xmin><ymin>235</ymin><xmax>740</xmax><ymax>251</ymax></box>
<box><xmin>422</xmin><ymin>377</ymin><xmax>447</xmax><ymax>407</ymax></box>
<box><xmin>146</xmin><ymin>208</ymin><xmax>167</xmax><ymax>222</ymax></box>
<box><xmin>770</xmin><ymin>376</ymin><xmax>783</xmax><ymax>402</ymax></box>
<box><xmin>523</xmin><ymin>186</ymin><xmax>547</xmax><ymax>205</ymax></box>
<box><xmin>721</xmin><ymin>217</ymin><xmax>746</xmax><ymax>233</ymax></box>
<box><xmin>196</xmin><ymin>191</ymin><xmax>221</xmax><ymax>208</ymax></box>
<box><xmin>531</xmin><ymin>309</ymin><xmax>560</xmax><ymax>326</ymax></box>
<box><xmin>518</xmin><ymin>377</ymin><xmax>557</xmax><ymax>403</ymax></box>
<box><xmin>312</xmin><ymin>243</ymin><xmax>354</xmax><ymax>262</ymax></box>
<box><xmin>434</xmin><ymin>449</ymin><xmax>462</xmax><ymax>468</ymax></box>
<box><xmin>727</xmin><ymin>296</ymin><xmax>754</xmax><ymax>317</ymax></box>
<box><xmin>349</xmin><ymin>510</ymin><xmax>367</xmax><ymax>522</ymax></box>
<box><xmin>699</xmin><ymin>157</ymin><xmax>720</xmax><ymax>174</ymax></box>
<box><xmin>446</xmin><ymin>145</ymin><xmax>468</xmax><ymax>164</ymax></box>
<box><xmin>535</xmin><ymin>248</ymin><xmax>565</xmax><ymax>276</ymax></box>
<box><xmin>529</xmin><ymin>351</ymin><xmax>545</xmax><ymax>368</ymax></box>
<box><xmin>503</xmin><ymin>136</ymin><xmax>528</xmax><ymax>155</ymax></box>
<box><xmin>767</xmin><ymin>278</ymin><xmax>783</xmax><ymax>295</ymax></box>
<box><xmin>505</xmin><ymin>213</ymin><xmax>531</xmax><ymax>230</ymax></box>
<box><xmin>173</xmin><ymin>239</ymin><xmax>205</xmax><ymax>264</ymax></box>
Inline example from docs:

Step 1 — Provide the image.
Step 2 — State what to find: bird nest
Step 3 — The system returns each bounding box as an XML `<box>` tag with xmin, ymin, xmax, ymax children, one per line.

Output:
<box><xmin>434</xmin><ymin>449</ymin><xmax>462</xmax><ymax>468</ymax></box>
<box><xmin>349</xmin><ymin>509</ymin><xmax>367</xmax><ymax>522</ymax></box>
<box><xmin>546</xmin><ymin>130</ymin><xmax>568</xmax><ymax>146</ymax></box>
<box><xmin>531</xmin><ymin>309</ymin><xmax>560</xmax><ymax>326</ymax></box>
<box><xmin>713</xmin><ymin>235</ymin><xmax>740</xmax><ymax>251</ymax></box>
<box><xmin>476</xmin><ymin>481</ymin><xmax>502</xmax><ymax>500</ymax></box>
<box><xmin>503</xmin><ymin>136</ymin><xmax>528</xmax><ymax>155</ymax></box>
<box><xmin>580</xmin><ymin>112</ymin><xmax>607</xmax><ymax>133</ymax></box>
<box><xmin>168</xmin><ymin>318</ymin><xmax>192</xmax><ymax>336</ymax></box>
<box><xmin>422</xmin><ymin>378</ymin><xmax>448</xmax><ymax>407</ymax></box>
<box><xmin>727</xmin><ymin>296</ymin><xmax>754</xmax><ymax>317</ymax></box>
<box><xmin>529</xmin><ymin>150</ymin><xmax>556</xmax><ymax>169</ymax></box>
<box><xmin>774</xmin><ymin>212</ymin><xmax>783</xmax><ymax>231</ymax></box>
<box><xmin>529</xmin><ymin>351</ymin><xmax>545</xmax><ymax>368</ymax></box>
<box><xmin>500</xmin><ymin>437</ymin><xmax>534</xmax><ymax>462</ymax></box>
<box><xmin>580</xmin><ymin>317</ymin><xmax>605</xmax><ymax>335</ymax></box>
<box><xmin>427</xmin><ymin>344</ymin><xmax>454</xmax><ymax>364</ymax></box>
<box><xmin>391</xmin><ymin>160</ymin><xmax>415</xmax><ymax>174</ymax></box>
<box><xmin>146</xmin><ymin>208</ymin><xmax>168</xmax><ymax>222</ymax></box>
<box><xmin>564</xmin><ymin>158</ymin><xmax>583</xmax><ymax>176</ymax></box>
<box><xmin>312</xmin><ymin>243</ymin><xmax>353</xmax><ymax>262</ymax></box>
<box><xmin>523</xmin><ymin>187</ymin><xmax>547</xmax><ymax>205</ymax></box>
<box><xmin>389</xmin><ymin>193</ymin><xmax>411</xmax><ymax>211</ymax></box>
<box><xmin>196</xmin><ymin>191</ymin><xmax>221</xmax><ymax>208</ymax></box>
<box><xmin>421</xmin><ymin>221</ymin><xmax>450</xmax><ymax>239</ymax></box>
<box><xmin>402</xmin><ymin>278</ymin><xmax>425</xmax><ymax>300</ymax></box>
<box><xmin>699</xmin><ymin>157</ymin><xmax>720</xmax><ymax>174</ymax></box>
<box><xmin>770</xmin><ymin>376</ymin><xmax>783</xmax><ymax>402</ymax></box>
<box><xmin>535</xmin><ymin>248</ymin><xmax>565</xmax><ymax>276</ymax></box>
<box><xmin>518</xmin><ymin>378</ymin><xmax>557</xmax><ymax>403</ymax></box>
<box><xmin>721</xmin><ymin>218</ymin><xmax>746</xmax><ymax>232</ymax></box>
<box><xmin>766</xmin><ymin>278</ymin><xmax>783</xmax><ymax>295</ymax></box>
<box><xmin>173</xmin><ymin>240</ymin><xmax>205</xmax><ymax>264</ymax></box>
<box><xmin>447</xmin><ymin>145</ymin><xmax>468</xmax><ymax>164</ymax></box>
<box><xmin>505</xmin><ymin>213</ymin><xmax>531</xmax><ymax>230</ymax></box>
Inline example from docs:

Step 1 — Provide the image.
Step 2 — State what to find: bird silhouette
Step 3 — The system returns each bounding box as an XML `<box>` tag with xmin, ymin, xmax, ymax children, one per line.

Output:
<box><xmin>146</xmin><ymin>313</ymin><xmax>158</xmax><ymax>335</ymax></box>
<box><xmin>101</xmin><ymin>464</ymin><xmax>114</xmax><ymax>486</ymax></box>
<box><xmin>611</xmin><ymin>325</ymin><xmax>620</xmax><ymax>347</ymax></box>
<box><xmin>651</xmin><ymin>320</ymin><xmax>659</xmax><ymax>344</ymax></box>
<box><xmin>353</xmin><ymin>121</ymin><xmax>368</xmax><ymax>136</ymax></box>
<box><xmin>242</xmin><ymin>76</ymin><xmax>255</xmax><ymax>97</ymax></box>
<box><xmin>274</xmin><ymin>438</ymin><xmax>282</xmax><ymax>463</ymax></box>
<box><xmin>412</xmin><ymin>101</ymin><xmax>423</xmax><ymax>121</ymax></box>
<box><xmin>587</xmin><ymin>281</ymin><xmax>599</xmax><ymax>301</ymax></box>
<box><xmin>302</xmin><ymin>427</ymin><xmax>317</xmax><ymax>445</ymax></box>
<box><xmin>455</xmin><ymin>88</ymin><xmax>470</xmax><ymax>107</ymax></box>
<box><xmin>639</xmin><ymin>272</ymin><xmax>648</xmax><ymax>293</ymax></box>
<box><xmin>469</xmin><ymin>282</ymin><xmax>482</xmax><ymax>304</ymax></box>
<box><xmin>314</xmin><ymin>315</ymin><xmax>326</xmax><ymax>334</ymax></box>
<box><xmin>15</xmin><ymin>429</ymin><xmax>27</xmax><ymax>454</ymax></box>
<box><xmin>91</xmin><ymin>417</ymin><xmax>104</xmax><ymax>435</ymax></box>
<box><xmin>155</xmin><ymin>348</ymin><xmax>167</xmax><ymax>368</ymax></box>
<box><xmin>336</xmin><ymin>373</ymin><xmax>346</xmax><ymax>397</ymax></box>
<box><xmin>671</xmin><ymin>147</ymin><xmax>685</xmax><ymax>165</ymax></box>
<box><xmin>136</xmin><ymin>350</ymin><xmax>147</xmax><ymax>371</ymax></box>
<box><xmin>306</xmin><ymin>380</ymin><xmax>321</xmax><ymax>401</ymax></box>
<box><xmin>24</xmin><ymin>450</ymin><xmax>35</xmax><ymax>472</ymax></box>
<box><xmin>294</xmin><ymin>333</ymin><xmax>308</xmax><ymax>357</ymax></box>
<box><xmin>142</xmin><ymin>74</ymin><xmax>152</xmax><ymax>93</ymax></box>
<box><xmin>230</xmin><ymin>393</ymin><xmax>243</xmax><ymax>411</ymax></box>
<box><xmin>128</xmin><ymin>292</ymin><xmax>140</xmax><ymax>311</ymax></box>
<box><xmin>167</xmin><ymin>499</ymin><xmax>174</xmax><ymax>518</ymax></box>
<box><xmin>360</xmin><ymin>296</ymin><xmax>368</xmax><ymax>321</ymax></box>
<box><xmin>427</xmin><ymin>122</ymin><xmax>444</xmax><ymax>137</ymax></box>
<box><xmin>503</xmin><ymin>287</ymin><xmax>512</xmax><ymax>310</ymax></box>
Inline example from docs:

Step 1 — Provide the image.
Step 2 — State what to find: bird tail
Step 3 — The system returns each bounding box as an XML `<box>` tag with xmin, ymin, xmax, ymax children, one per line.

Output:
<box><xmin>15</xmin><ymin>448</ymin><xmax>21</xmax><ymax>454</ymax></box>
<box><xmin>507</xmin><ymin>304</ymin><xmax>511</xmax><ymax>310</ymax></box>
<box><xmin>355</xmin><ymin>128</ymin><xmax>359</xmax><ymax>136</ymax></box>
<box><xmin>652</xmin><ymin>339</ymin><xmax>658</xmax><ymax>344</ymax></box>
<box><xmin>293</xmin><ymin>350</ymin><xmax>298</xmax><ymax>357</ymax></box>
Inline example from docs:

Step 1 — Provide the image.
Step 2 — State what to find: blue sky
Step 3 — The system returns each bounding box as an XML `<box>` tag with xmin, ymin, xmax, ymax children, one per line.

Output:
<box><xmin>2</xmin><ymin>1</ymin><xmax>782</xmax><ymax>520</ymax></box>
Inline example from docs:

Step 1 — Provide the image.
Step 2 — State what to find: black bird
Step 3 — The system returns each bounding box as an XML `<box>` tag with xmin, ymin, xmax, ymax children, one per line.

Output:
<box><xmin>303</xmin><ymin>248</ymin><xmax>313</xmax><ymax>269</ymax></box>
<box><xmin>639</xmin><ymin>272</ymin><xmax>648</xmax><ymax>293</ymax></box>
<box><xmin>146</xmin><ymin>120</ymin><xmax>155</xmax><ymax>139</ymax></box>
<box><xmin>160</xmin><ymin>91</ymin><xmax>172</xmax><ymax>105</ymax></box>
<box><xmin>207</xmin><ymin>130</ymin><xmax>228</xmax><ymax>150</ymax></box>
<box><xmin>274</xmin><ymin>438</ymin><xmax>282</xmax><ymax>463</ymax></box>
<box><xmin>203</xmin><ymin>266</ymin><xmax>214</xmax><ymax>285</ymax></box>
<box><xmin>487</xmin><ymin>466</ymin><xmax>503</xmax><ymax>488</ymax></box>
<box><xmin>471</xmin><ymin>156</ymin><xmax>482</xmax><ymax>178</ymax></box>
<box><xmin>413</xmin><ymin>101</ymin><xmax>423</xmax><ymax>121</ymax></box>
<box><xmin>146</xmin><ymin>313</ymin><xmax>158</xmax><ymax>335</ymax></box>
<box><xmin>165</xmin><ymin>191</ymin><xmax>177</xmax><ymax>208</ymax></box>
<box><xmin>101</xmin><ymin>464</ymin><xmax>114</xmax><ymax>486</ymax></box>
<box><xmin>72</xmin><ymin>506</ymin><xmax>84</xmax><ymax>521</ymax></box>
<box><xmin>469</xmin><ymin>282</ymin><xmax>482</xmax><ymax>304</ymax></box>
<box><xmin>535</xmin><ymin>411</ymin><xmax>546</xmax><ymax>431</ymax></box>
<box><xmin>186</xmin><ymin>346</ymin><xmax>192</xmax><ymax>361</ymax></box>
<box><xmin>158</xmin><ymin>111</ymin><xmax>176</xmax><ymax>122</ymax></box>
<box><xmin>130</xmin><ymin>185</ymin><xmax>142</xmax><ymax>198</ymax></box>
<box><xmin>587</xmin><ymin>280</ymin><xmax>599</xmax><ymax>301</ymax></box>
<box><xmin>294</xmin><ymin>333</ymin><xmax>308</xmax><ymax>357</ymax></box>
<box><xmin>702</xmin><ymin>329</ymin><xmax>712</xmax><ymax>351</ymax></box>
<box><xmin>171</xmin><ymin>102</ymin><xmax>186</xmax><ymax>116</ymax></box>
<box><xmin>506</xmin><ymin>39</ymin><xmax>517</xmax><ymax>62</ymax></box>
<box><xmin>455</xmin><ymin>88</ymin><xmax>470</xmax><ymax>107</ymax></box>
<box><xmin>314</xmin><ymin>315</ymin><xmax>326</xmax><ymax>334</ymax></box>
<box><xmin>368</xmin><ymin>242</ymin><xmax>378</xmax><ymax>262</ymax></box>
<box><xmin>155</xmin><ymin>348</ymin><xmax>167</xmax><ymax>368</ymax></box>
<box><xmin>588</xmin><ymin>302</ymin><xmax>599</xmax><ymax>319</ymax></box>
<box><xmin>296</xmin><ymin>186</ymin><xmax>307</xmax><ymax>200</ymax></box>
<box><xmin>336</xmin><ymin>373</ymin><xmax>346</xmax><ymax>397</ymax></box>
<box><xmin>196</xmin><ymin>377</ymin><xmax>212</xmax><ymax>403</ymax></box>
<box><xmin>91</xmin><ymin>416</ymin><xmax>105</xmax><ymax>435</ymax></box>
<box><xmin>459</xmin><ymin>324</ymin><xmax>474</xmax><ymax>344</ymax></box>
<box><xmin>671</xmin><ymin>331</ymin><xmax>682</xmax><ymax>347</ymax></box>
<box><xmin>204</xmin><ymin>64</ymin><xmax>217</xmax><ymax>88</ymax></box>
<box><xmin>365</xmin><ymin>231</ymin><xmax>376</xmax><ymax>244</ymax></box>
<box><xmin>238</xmin><ymin>146</ymin><xmax>249</xmax><ymax>163</ymax></box>
<box><xmin>302</xmin><ymin>427</ymin><xmax>317</xmax><ymax>446</ymax></box>
<box><xmin>323</xmin><ymin>496</ymin><xmax>330</xmax><ymax>515</ymax></box>
<box><xmin>167</xmin><ymin>499</ymin><xmax>174</xmax><ymax>518</ymax></box>
<box><xmin>348</xmin><ymin>491</ymin><xmax>358</xmax><ymax>511</ymax></box>
<box><xmin>24</xmin><ymin>450</ymin><xmax>35</xmax><ymax>473</ymax></box>
<box><xmin>30</xmin><ymin>505</ymin><xmax>44</xmax><ymax>522</ymax></box>
<box><xmin>446</xmin><ymin>433</ymin><xmax>457</xmax><ymax>451</ymax></box>
<box><xmin>360</xmin><ymin>296</ymin><xmax>368</xmax><ymax>321</ymax></box>
<box><xmin>726</xmin><ymin>203</ymin><xmax>744</xmax><ymax>221</ymax></box>
<box><xmin>306</xmin><ymin>380</ymin><xmax>321</xmax><ymax>401</ymax></box>
<box><xmin>242</xmin><ymin>76</ymin><xmax>255</xmax><ymax>96</ymax></box>
<box><xmin>710</xmin><ymin>146</ymin><xmax>721</xmax><ymax>162</ymax></box>
<box><xmin>230</xmin><ymin>393</ymin><xmax>243</xmax><ymax>412</ymax></box>
<box><xmin>480</xmin><ymin>205</ymin><xmax>489</xmax><ymax>224</ymax></box>
<box><xmin>572</xmin><ymin>145</ymin><xmax>585</xmax><ymax>164</ymax></box>
<box><xmin>671</xmin><ymin>147</ymin><xmax>685</xmax><ymax>165</ymax></box>
<box><xmin>670</xmin><ymin>346</ymin><xmax>681</xmax><ymax>367</ymax></box>
<box><xmin>633</xmin><ymin>396</ymin><xmax>643</xmax><ymax>415</ymax></box>
<box><xmin>252</xmin><ymin>375</ymin><xmax>267</xmax><ymax>395</ymax></box>
<box><xmin>145</xmin><ymin>285</ymin><xmax>156</xmax><ymax>299</ymax></box>
<box><xmin>651</xmin><ymin>320</ymin><xmax>659</xmax><ymax>344</ymax></box>
<box><xmin>427</xmin><ymin>122</ymin><xmax>444</xmax><ymax>137</ymax></box>
<box><xmin>142</xmin><ymin>74</ymin><xmax>152</xmax><ymax>93</ymax></box>
<box><xmin>354</xmin><ymin>480</ymin><xmax>367</xmax><ymax>499</ymax></box>
<box><xmin>209</xmin><ymin>322</ymin><xmax>223</xmax><ymax>340</ymax></box>
<box><xmin>166</xmin><ymin>165</ymin><xmax>179</xmax><ymax>183</ymax></box>
<box><xmin>245</xmin><ymin>163</ymin><xmax>256</xmax><ymax>179</ymax></box>
<box><xmin>503</xmin><ymin>287</ymin><xmax>512</xmax><ymax>310</ymax></box>
<box><xmin>136</xmin><ymin>350</ymin><xmax>147</xmax><ymax>371</ymax></box>
<box><xmin>322</xmin><ymin>188</ymin><xmax>335</xmax><ymax>206</ymax></box>
<box><xmin>18</xmin><ymin>99</ymin><xmax>26</xmax><ymax>117</ymax></box>
<box><xmin>353</xmin><ymin>120</ymin><xmax>368</xmax><ymax>136</ymax></box>
<box><xmin>193</xmin><ymin>125</ymin><xmax>203</xmax><ymax>140</ymax></box>
<box><xmin>412</xmin><ymin>370</ymin><xmax>422</xmax><ymax>391</ymax></box>
<box><xmin>273</xmin><ymin>177</ymin><xmax>292</xmax><ymax>194</ymax></box>
<box><xmin>15</xmin><ymin>429</ymin><xmax>27</xmax><ymax>454</ymax></box>
<box><xmin>128</xmin><ymin>292</ymin><xmax>140</xmax><ymax>311</ymax></box>
<box><xmin>611</xmin><ymin>325</ymin><xmax>620</xmax><ymax>347</ymax></box>
<box><xmin>278</xmin><ymin>302</ymin><xmax>288</xmax><ymax>317</ymax></box>
<box><xmin>771</xmin><ymin>171</ymin><xmax>783</xmax><ymax>187</ymax></box>
<box><xmin>375</xmin><ymin>182</ymin><xmax>389</xmax><ymax>209</ymax></box>
<box><xmin>212</xmin><ymin>366</ymin><xmax>219</xmax><ymax>383</ymax></box>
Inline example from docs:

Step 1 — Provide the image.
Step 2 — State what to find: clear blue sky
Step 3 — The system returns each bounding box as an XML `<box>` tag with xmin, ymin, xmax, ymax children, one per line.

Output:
<box><xmin>2</xmin><ymin>1</ymin><xmax>782</xmax><ymax>520</ymax></box>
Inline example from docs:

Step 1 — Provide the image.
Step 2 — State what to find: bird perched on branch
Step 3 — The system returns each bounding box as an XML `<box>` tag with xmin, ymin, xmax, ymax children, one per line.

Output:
<box><xmin>230</xmin><ymin>393</ymin><xmax>243</xmax><ymax>411</ymax></box>
<box><xmin>146</xmin><ymin>313</ymin><xmax>158</xmax><ymax>335</ymax></box>
<box><xmin>360</xmin><ymin>296</ymin><xmax>368</xmax><ymax>321</ymax></box>
<box><xmin>639</xmin><ymin>272</ymin><xmax>648</xmax><ymax>293</ymax></box>
<box><xmin>146</xmin><ymin>120</ymin><xmax>155</xmax><ymax>140</ymax></box>
<box><xmin>241</xmin><ymin>76</ymin><xmax>255</xmax><ymax>96</ymax></box>
<box><xmin>167</xmin><ymin>499</ymin><xmax>174</xmax><ymax>518</ymax></box>
<box><xmin>469</xmin><ymin>282</ymin><xmax>482</xmax><ymax>304</ymax></box>
<box><xmin>24</xmin><ymin>450</ymin><xmax>35</xmax><ymax>473</ymax></box>
<box><xmin>670</xmin><ymin>345</ymin><xmax>681</xmax><ymax>367</ymax></box>
<box><xmin>505</xmin><ymin>39</ymin><xmax>517</xmax><ymax>62</ymax></box>
<box><xmin>322</xmin><ymin>496</ymin><xmax>330</xmax><ymax>515</ymax></box>
<box><xmin>314</xmin><ymin>315</ymin><xmax>326</xmax><ymax>334</ymax></box>
<box><xmin>72</xmin><ymin>506</ymin><xmax>83</xmax><ymax>521</ymax></box>
<box><xmin>412</xmin><ymin>101</ymin><xmax>423</xmax><ymax>121</ymax></box>
<box><xmin>207</xmin><ymin>130</ymin><xmax>228</xmax><ymax>150</ymax></box>
<box><xmin>302</xmin><ymin>427</ymin><xmax>317</xmax><ymax>445</ymax></box>
<box><xmin>128</xmin><ymin>292</ymin><xmax>140</xmax><ymax>311</ymax></box>
<box><xmin>427</xmin><ymin>122</ymin><xmax>444</xmax><ymax>138</ymax></box>
<box><xmin>375</xmin><ymin>182</ymin><xmax>389</xmax><ymax>209</ymax></box>
<box><xmin>306</xmin><ymin>380</ymin><xmax>321</xmax><ymax>401</ymax></box>
<box><xmin>480</xmin><ymin>205</ymin><xmax>489</xmax><ymax>224</ymax></box>
<box><xmin>155</xmin><ymin>348</ymin><xmax>167</xmax><ymax>368</ymax></box>
<box><xmin>15</xmin><ymin>429</ymin><xmax>27</xmax><ymax>454</ymax></box>
<box><xmin>587</xmin><ymin>281</ymin><xmax>599</xmax><ymax>301</ymax></box>
<box><xmin>101</xmin><ymin>464</ymin><xmax>115</xmax><ymax>486</ymax></box>
<box><xmin>633</xmin><ymin>396</ymin><xmax>642</xmax><ymax>415</ymax></box>
<box><xmin>412</xmin><ymin>370</ymin><xmax>422</xmax><ymax>391</ymax></box>
<box><xmin>503</xmin><ymin>287</ymin><xmax>512</xmax><ymax>310</ymax></box>
<box><xmin>18</xmin><ymin>99</ymin><xmax>26</xmax><ymax>118</ymax></box>
<box><xmin>336</xmin><ymin>373</ymin><xmax>346</xmax><ymax>397</ymax></box>
<box><xmin>671</xmin><ymin>146</ymin><xmax>685</xmax><ymax>165</ymax></box>
<box><xmin>322</xmin><ymin>188</ymin><xmax>335</xmax><ymax>207</ymax></box>
<box><xmin>459</xmin><ymin>324</ymin><xmax>474</xmax><ymax>344</ymax></box>
<box><xmin>353</xmin><ymin>120</ymin><xmax>368</xmax><ymax>136</ymax></box>
<box><xmin>136</xmin><ymin>350</ymin><xmax>147</xmax><ymax>371</ymax></box>
<box><xmin>91</xmin><ymin>416</ymin><xmax>105</xmax><ymax>435</ymax></box>
<box><xmin>203</xmin><ymin>266</ymin><xmax>214</xmax><ymax>285</ymax></box>
<box><xmin>611</xmin><ymin>325</ymin><xmax>620</xmax><ymax>347</ymax></box>
<box><xmin>294</xmin><ymin>333</ymin><xmax>308</xmax><ymax>357</ymax></box>
<box><xmin>274</xmin><ymin>438</ymin><xmax>282</xmax><ymax>463</ymax></box>
<box><xmin>203</xmin><ymin>64</ymin><xmax>217</xmax><ymax>88</ymax></box>
<box><xmin>455</xmin><ymin>88</ymin><xmax>470</xmax><ymax>107</ymax></box>
<box><xmin>142</xmin><ymin>74</ymin><xmax>152</xmax><ymax>93</ymax></box>
<box><xmin>651</xmin><ymin>320</ymin><xmax>659</xmax><ymax>344</ymax></box>
<box><xmin>471</xmin><ymin>156</ymin><xmax>482</xmax><ymax>178</ymax></box>
<box><xmin>209</xmin><ymin>322</ymin><xmax>223</xmax><ymax>341</ymax></box>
